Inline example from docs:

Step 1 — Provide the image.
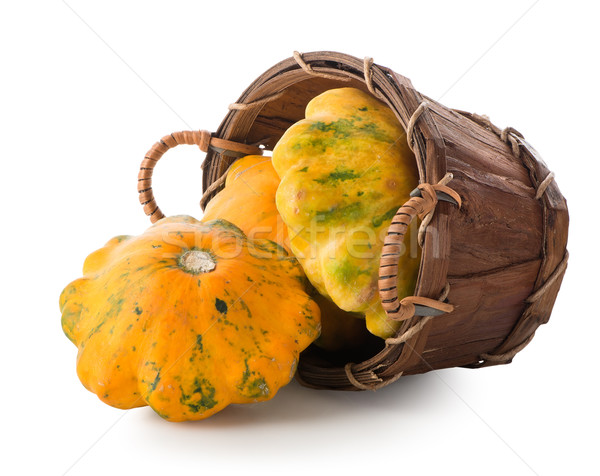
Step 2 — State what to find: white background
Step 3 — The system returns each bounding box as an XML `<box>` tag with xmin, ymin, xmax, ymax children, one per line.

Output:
<box><xmin>1</xmin><ymin>1</ymin><xmax>598</xmax><ymax>475</ymax></box>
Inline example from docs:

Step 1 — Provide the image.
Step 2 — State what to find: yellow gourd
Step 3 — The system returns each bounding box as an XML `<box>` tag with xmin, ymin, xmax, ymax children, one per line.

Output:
<box><xmin>272</xmin><ymin>87</ymin><xmax>420</xmax><ymax>338</ymax></box>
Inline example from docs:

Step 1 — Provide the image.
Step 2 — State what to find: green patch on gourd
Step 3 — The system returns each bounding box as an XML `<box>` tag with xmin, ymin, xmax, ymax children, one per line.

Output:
<box><xmin>106</xmin><ymin>294</ymin><xmax>125</xmax><ymax>317</ymax></box>
<box><xmin>148</xmin><ymin>370</ymin><xmax>161</xmax><ymax>393</ymax></box>
<box><xmin>240</xmin><ymin>377</ymin><xmax>270</xmax><ymax>399</ymax></box>
<box><xmin>252</xmin><ymin>239</ymin><xmax>288</xmax><ymax>257</ymax></box>
<box><xmin>62</xmin><ymin>320</ymin><xmax>77</xmax><ymax>345</ymax></box>
<box><xmin>195</xmin><ymin>334</ymin><xmax>203</xmax><ymax>352</ymax></box>
<box><xmin>313</xmin><ymin>166</ymin><xmax>360</xmax><ymax>185</ymax></box>
<box><xmin>359</xmin><ymin>122</ymin><xmax>394</xmax><ymax>143</ymax></box>
<box><xmin>239</xmin><ymin>359</ymin><xmax>252</xmax><ymax>384</ymax></box>
<box><xmin>61</xmin><ymin>306</ymin><xmax>80</xmax><ymax>344</ymax></box>
<box><xmin>236</xmin><ymin>299</ymin><xmax>253</xmax><ymax>320</ymax></box>
<box><xmin>331</xmin><ymin>258</ymin><xmax>370</xmax><ymax>285</ymax></box>
<box><xmin>215</xmin><ymin>298</ymin><xmax>228</xmax><ymax>314</ymax></box>
<box><xmin>204</xmin><ymin>219</ymin><xmax>245</xmax><ymax>238</ymax></box>
<box><xmin>372</xmin><ymin>205</ymin><xmax>402</xmax><ymax>228</ymax></box>
<box><xmin>86</xmin><ymin>318</ymin><xmax>106</xmax><ymax>339</ymax></box>
<box><xmin>307</xmin><ymin>118</ymin><xmax>392</xmax><ymax>143</ymax></box>
<box><xmin>238</xmin><ymin>359</ymin><xmax>270</xmax><ymax>399</ymax></box>
<box><xmin>315</xmin><ymin>202</ymin><xmax>364</xmax><ymax>223</ymax></box>
<box><xmin>134</xmin><ymin>306</ymin><xmax>143</xmax><ymax>315</ymax></box>
<box><xmin>309</xmin><ymin>137</ymin><xmax>335</xmax><ymax>153</ymax></box>
<box><xmin>308</xmin><ymin>118</ymin><xmax>355</xmax><ymax>138</ymax></box>
<box><xmin>180</xmin><ymin>378</ymin><xmax>217</xmax><ymax>413</ymax></box>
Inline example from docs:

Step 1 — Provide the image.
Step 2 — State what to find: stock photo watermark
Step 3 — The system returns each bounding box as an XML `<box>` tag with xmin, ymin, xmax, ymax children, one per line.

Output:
<box><xmin>156</xmin><ymin>214</ymin><xmax>434</xmax><ymax>264</ymax></box>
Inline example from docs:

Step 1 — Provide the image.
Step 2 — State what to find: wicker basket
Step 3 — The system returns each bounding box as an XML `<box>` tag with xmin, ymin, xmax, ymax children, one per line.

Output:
<box><xmin>139</xmin><ymin>51</ymin><xmax>568</xmax><ymax>391</ymax></box>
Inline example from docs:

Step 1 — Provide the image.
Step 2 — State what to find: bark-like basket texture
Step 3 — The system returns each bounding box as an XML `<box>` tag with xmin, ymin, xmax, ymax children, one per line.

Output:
<box><xmin>199</xmin><ymin>51</ymin><xmax>569</xmax><ymax>390</ymax></box>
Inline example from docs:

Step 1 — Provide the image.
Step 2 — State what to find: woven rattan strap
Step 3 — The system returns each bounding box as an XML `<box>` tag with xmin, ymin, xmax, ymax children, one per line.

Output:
<box><xmin>378</xmin><ymin>179</ymin><xmax>461</xmax><ymax>321</ymax></box>
<box><xmin>138</xmin><ymin>130</ymin><xmax>262</xmax><ymax>223</ymax></box>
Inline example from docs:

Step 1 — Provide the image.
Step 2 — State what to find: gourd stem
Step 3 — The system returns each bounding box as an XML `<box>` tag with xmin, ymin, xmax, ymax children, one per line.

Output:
<box><xmin>179</xmin><ymin>250</ymin><xmax>216</xmax><ymax>274</ymax></box>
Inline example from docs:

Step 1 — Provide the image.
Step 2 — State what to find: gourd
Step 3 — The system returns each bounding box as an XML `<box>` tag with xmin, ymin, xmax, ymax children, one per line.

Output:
<box><xmin>60</xmin><ymin>216</ymin><xmax>320</xmax><ymax>421</ymax></box>
<box><xmin>204</xmin><ymin>154</ymin><xmax>372</xmax><ymax>351</ymax></box>
<box><xmin>272</xmin><ymin>87</ymin><xmax>420</xmax><ymax>339</ymax></box>
<box><xmin>203</xmin><ymin>155</ymin><xmax>289</xmax><ymax>249</ymax></box>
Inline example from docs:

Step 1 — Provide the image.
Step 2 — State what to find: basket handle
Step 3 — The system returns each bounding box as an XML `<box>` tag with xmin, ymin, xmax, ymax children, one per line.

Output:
<box><xmin>378</xmin><ymin>179</ymin><xmax>461</xmax><ymax>320</ymax></box>
<box><xmin>138</xmin><ymin>130</ymin><xmax>262</xmax><ymax>223</ymax></box>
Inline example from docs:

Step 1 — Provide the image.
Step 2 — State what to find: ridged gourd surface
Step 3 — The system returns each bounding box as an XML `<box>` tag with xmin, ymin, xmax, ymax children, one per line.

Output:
<box><xmin>60</xmin><ymin>216</ymin><xmax>320</xmax><ymax>421</ymax></box>
<box><xmin>272</xmin><ymin>87</ymin><xmax>420</xmax><ymax>338</ymax></box>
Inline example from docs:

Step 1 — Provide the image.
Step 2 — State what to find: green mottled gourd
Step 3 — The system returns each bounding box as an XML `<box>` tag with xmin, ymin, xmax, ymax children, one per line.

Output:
<box><xmin>272</xmin><ymin>87</ymin><xmax>420</xmax><ymax>339</ymax></box>
<box><xmin>60</xmin><ymin>216</ymin><xmax>320</xmax><ymax>421</ymax></box>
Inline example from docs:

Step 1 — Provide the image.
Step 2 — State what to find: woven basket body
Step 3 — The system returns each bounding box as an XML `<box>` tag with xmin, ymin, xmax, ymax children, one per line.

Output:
<box><xmin>200</xmin><ymin>51</ymin><xmax>568</xmax><ymax>390</ymax></box>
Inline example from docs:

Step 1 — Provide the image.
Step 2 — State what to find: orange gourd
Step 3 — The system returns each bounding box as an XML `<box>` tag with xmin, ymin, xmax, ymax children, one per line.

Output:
<box><xmin>203</xmin><ymin>155</ymin><xmax>289</xmax><ymax>250</ymax></box>
<box><xmin>60</xmin><ymin>216</ymin><xmax>320</xmax><ymax>421</ymax></box>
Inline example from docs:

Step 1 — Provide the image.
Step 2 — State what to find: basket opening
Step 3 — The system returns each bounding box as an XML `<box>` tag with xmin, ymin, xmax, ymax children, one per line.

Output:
<box><xmin>302</xmin><ymin>332</ymin><xmax>386</xmax><ymax>369</ymax></box>
<box><xmin>243</xmin><ymin>77</ymin><xmax>370</xmax><ymax>152</ymax></box>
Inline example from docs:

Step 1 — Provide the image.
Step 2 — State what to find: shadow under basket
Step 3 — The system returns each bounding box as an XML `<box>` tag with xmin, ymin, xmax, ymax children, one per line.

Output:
<box><xmin>195</xmin><ymin>51</ymin><xmax>568</xmax><ymax>391</ymax></box>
